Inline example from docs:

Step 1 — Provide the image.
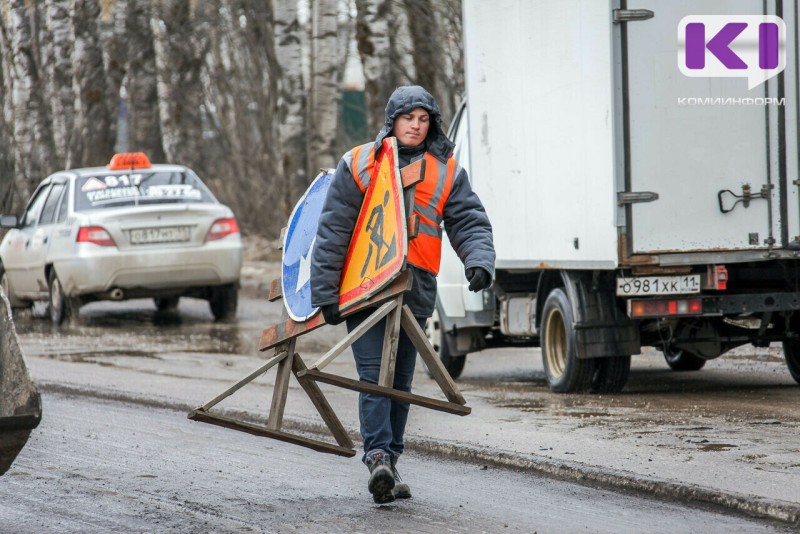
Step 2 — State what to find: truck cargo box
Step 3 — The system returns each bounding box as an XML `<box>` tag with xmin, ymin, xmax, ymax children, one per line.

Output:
<box><xmin>463</xmin><ymin>0</ymin><xmax>799</xmax><ymax>267</ymax></box>
<box><xmin>430</xmin><ymin>0</ymin><xmax>800</xmax><ymax>393</ymax></box>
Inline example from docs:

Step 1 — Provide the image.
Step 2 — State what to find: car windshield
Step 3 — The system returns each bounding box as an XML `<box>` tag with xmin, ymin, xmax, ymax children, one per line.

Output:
<box><xmin>74</xmin><ymin>170</ymin><xmax>216</xmax><ymax>211</ymax></box>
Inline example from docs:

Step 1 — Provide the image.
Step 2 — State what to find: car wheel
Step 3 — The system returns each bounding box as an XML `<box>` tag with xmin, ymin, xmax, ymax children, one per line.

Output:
<box><xmin>541</xmin><ymin>288</ymin><xmax>595</xmax><ymax>393</ymax></box>
<box><xmin>591</xmin><ymin>356</ymin><xmax>631</xmax><ymax>393</ymax></box>
<box><xmin>154</xmin><ymin>297</ymin><xmax>180</xmax><ymax>312</ymax></box>
<box><xmin>48</xmin><ymin>269</ymin><xmax>79</xmax><ymax>325</ymax></box>
<box><xmin>209</xmin><ymin>283</ymin><xmax>238</xmax><ymax>321</ymax></box>
<box><xmin>0</xmin><ymin>265</ymin><xmax>29</xmax><ymax>310</ymax></box>
<box><xmin>424</xmin><ymin>306</ymin><xmax>466</xmax><ymax>379</ymax></box>
<box><xmin>662</xmin><ymin>346</ymin><xmax>706</xmax><ymax>371</ymax></box>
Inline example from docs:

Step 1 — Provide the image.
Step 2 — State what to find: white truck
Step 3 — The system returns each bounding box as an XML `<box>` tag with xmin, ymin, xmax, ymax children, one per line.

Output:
<box><xmin>430</xmin><ymin>0</ymin><xmax>800</xmax><ymax>392</ymax></box>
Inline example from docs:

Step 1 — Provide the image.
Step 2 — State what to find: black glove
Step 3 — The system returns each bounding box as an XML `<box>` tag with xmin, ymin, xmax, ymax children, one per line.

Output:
<box><xmin>465</xmin><ymin>267</ymin><xmax>491</xmax><ymax>292</ymax></box>
<box><xmin>320</xmin><ymin>303</ymin><xmax>344</xmax><ymax>325</ymax></box>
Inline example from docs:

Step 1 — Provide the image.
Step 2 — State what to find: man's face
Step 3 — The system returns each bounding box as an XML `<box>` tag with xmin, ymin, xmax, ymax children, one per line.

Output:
<box><xmin>392</xmin><ymin>107</ymin><xmax>430</xmax><ymax>147</ymax></box>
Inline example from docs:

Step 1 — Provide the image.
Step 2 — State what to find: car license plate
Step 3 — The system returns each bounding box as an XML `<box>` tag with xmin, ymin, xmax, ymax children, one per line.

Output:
<box><xmin>616</xmin><ymin>274</ymin><xmax>701</xmax><ymax>296</ymax></box>
<box><xmin>130</xmin><ymin>226</ymin><xmax>191</xmax><ymax>245</ymax></box>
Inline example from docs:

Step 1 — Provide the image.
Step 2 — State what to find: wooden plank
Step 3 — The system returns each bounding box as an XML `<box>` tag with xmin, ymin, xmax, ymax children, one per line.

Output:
<box><xmin>267</xmin><ymin>340</ymin><xmax>295</xmax><ymax>430</ymax></box>
<box><xmin>198</xmin><ymin>349</ymin><xmax>289</xmax><ymax>411</ymax></box>
<box><xmin>378</xmin><ymin>296</ymin><xmax>403</xmax><ymax>388</ymax></box>
<box><xmin>188</xmin><ymin>409</ymin><xmax>356</xmax><ymax>458</ymax></box>
<box><xmin>400</xmin><ymin>159</ymin><xmax>425</xmax><ymax>188</ymax></box>
<box><xmin>309</xmin><ymin>300</ymin><xmax>397</xmax><ymax>371</ymax></box>
<box><xmin>268</xmin><ymin>278</ymin><xmax>282</xmax><ymax>302</ymax></box>
<box><xmin>407</xmin><ymin>214</ymin><xmax>419</xmax><ymax>239</ymax></box>
<box><xmin>291</xmin><ymin>354</ymin><xmax>354</xmax><ymax>449</ymax></box>
<box><xmin>278</xmin><ymin>226</ymin><xmax>287</xmax><ymax>250</ymax></box>
<box><xmin>259</xmin><ymin>312</ymin><xmax>325</xmax><ymax>353</ymax></box>
<box><xmin>300</xmin><ymin>369</ymin><xmax>471</xmax><ymax>416</ymax></box>
<box><xmin>400</xmin><ymin>305</ymin><xmax>467</xmax><ymax>405</ymax></box>
<box><xmin>258</xmin><ymin>269</ymin><xmax>413</xmax><ymax>351</ymax></box>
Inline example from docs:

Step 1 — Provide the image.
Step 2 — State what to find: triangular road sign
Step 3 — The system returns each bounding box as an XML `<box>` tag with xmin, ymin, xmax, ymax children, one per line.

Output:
<box><xmin>339</xmin><ymin>137</ymin><xmax>407</xmax><ymax>311</ymax></box>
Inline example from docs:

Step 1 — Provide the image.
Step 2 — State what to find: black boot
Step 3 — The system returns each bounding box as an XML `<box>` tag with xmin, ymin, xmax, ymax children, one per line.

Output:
<box><xmin>365</xmin><ymin>451</ymin><xmax>395</xmax><ymax>504</ymax></box>
<box><xmin>391</xmin><ymin>463</ymin><xmax>411</xmax><ymax>499</ymax></box>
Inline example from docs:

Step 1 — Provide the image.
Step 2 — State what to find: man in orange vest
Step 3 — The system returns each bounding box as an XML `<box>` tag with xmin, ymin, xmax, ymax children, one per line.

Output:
<box><xmin>311</xmin><ymin>85</ymin><xmax>494</xmax><ymax>504</ymax></box>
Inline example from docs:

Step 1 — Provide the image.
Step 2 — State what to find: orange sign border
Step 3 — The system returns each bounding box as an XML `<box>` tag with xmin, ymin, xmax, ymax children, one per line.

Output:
<box><xmin>338</xmin><ymin>138</ymin><xmax>407</xmax><ymax>310</ymax></box>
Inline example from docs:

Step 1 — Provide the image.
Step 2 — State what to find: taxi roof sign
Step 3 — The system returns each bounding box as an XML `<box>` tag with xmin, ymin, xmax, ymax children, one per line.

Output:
<box><xmin>338</xmin><ymin>137</ymin><xmax>407</xmax><ymax>311</ymax></box>
<box><xmin>107</xmin><ymin>152</ymin><xmax>152</xmax><ymax>170</ymax></box>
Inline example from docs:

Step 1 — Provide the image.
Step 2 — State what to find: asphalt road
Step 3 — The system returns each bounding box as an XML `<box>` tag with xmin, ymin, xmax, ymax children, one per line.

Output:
<box><xmin>6</xmin><ymin>288</ymin><xmax>800</xmax><ymax>529</ymax></box>
<box><xmin>0</xmin><ymin>391</ymin><xmax>789</xmax><ymax>534</ymax></box>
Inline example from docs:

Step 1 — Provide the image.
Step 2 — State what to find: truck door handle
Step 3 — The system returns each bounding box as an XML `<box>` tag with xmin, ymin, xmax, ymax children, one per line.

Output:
<box><xmin>43</xmin><ymin>237</ymin><xmax>48</xmax><ymax>244</ymax></box>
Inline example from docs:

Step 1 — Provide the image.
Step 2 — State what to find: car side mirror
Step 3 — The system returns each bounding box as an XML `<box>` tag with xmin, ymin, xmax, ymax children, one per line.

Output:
<box><xmin>0</xmin><ymin>215</ymin><xmax>19</xmax><ymax>228</ymax></box>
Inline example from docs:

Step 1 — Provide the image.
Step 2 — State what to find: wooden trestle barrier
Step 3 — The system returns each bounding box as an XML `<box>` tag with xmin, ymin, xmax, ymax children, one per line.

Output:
<box><xmin>188</xmin><ymin>159</ymin><xmax>470</xmax><ymax>457</ymax></box>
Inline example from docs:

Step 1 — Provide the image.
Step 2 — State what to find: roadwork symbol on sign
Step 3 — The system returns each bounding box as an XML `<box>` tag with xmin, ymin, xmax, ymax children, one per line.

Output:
<box><xmin>339</xmin><ymin>137</ymin><xmax>407</xmax><ymax>311</ymax></box>
<box><xmin>282</xmin><ymin>170</ymin><xmax>334</xmax><ymax>322</ymax></box>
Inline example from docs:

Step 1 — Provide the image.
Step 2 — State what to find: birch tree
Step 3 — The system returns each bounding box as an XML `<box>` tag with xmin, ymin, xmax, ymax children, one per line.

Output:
<box><xmin>71</xmin><ymin>0</ymin><xmax>113</xmax><ymax>167</ymax></box>
<box><xmin>390</xmin><ymin>0</ymin><xmax>415</xmax><ymax>84</ymax></box>
<box><xmin>197</xmin><ymin>0</ymin><xmax>283</xmax><ymax>235</ymax></box>
<box><xmin>355</xmin><ymin>0</ymin><xmax>391</xmax><ymax>133</ymax></box>
<box><xmin>125</xmin><ymin>0</ymin><xmax>164</xmax><ymax>160</ymax></box>
<box><xmin>0</xmin><ymin>14</ymin><xmax>15</xmax><ymax>213</ymax></box>
<box><xmin>44</xmin><ymin>0</ymin><xmax>76</xmax><ymax>163</ymax></box>
<box><xmin>99</xmin><ymin>0</ymin><xmax>127</xmax><ymax>156</ymax></box>
<box><xmin>274</xmin><ymin>0</ymin><xmax>309</xmax><ymax>206</ymax></box>
<box><xmin>7</xmin><ymin>0</ymin><xmax>56</xmax><ymax>193</ymax></box>
<box><xmin>432</xmin><ymin>0</ymin><xmax>463</xmax><ymax>121</ymax></box>
<box><xmin>239</xmin><ymin>0</ymin><xmax>283</xmax><ymax>228</ymax></box>
<box><xmin>336</xmin><ymin>0</ymin><xmax>355</xmax><ymax>86</ymax></box>
<box><xmin>151</xmin><ymin>0</ymin><xmax>209</xmax><ymax>168</ymax></box>
<box><xmin>355</xmin><ymin>0</ymin><xmax>414</xmax><ymax>133</ymax></box>
<box><xmin>355</xmin><ymin>0</ymin><xmax>463</xmax><ymax>130</ymax></box>
<box><xmin>308</xmin><ymin>0</ymin><xmax>339</xmax><ymax>171</ymax></box>
<box><xmin>403</xmin><ymin>0</ymin><xmax>441</xmax><ymax>111</ymax></box>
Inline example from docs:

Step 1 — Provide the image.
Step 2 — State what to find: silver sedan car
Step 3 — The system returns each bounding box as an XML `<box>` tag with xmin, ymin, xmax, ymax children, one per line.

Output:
<box><xmin>0</xmin><ymin>153</ymin><xmax>243</xmax><ymax>324</ymax></box>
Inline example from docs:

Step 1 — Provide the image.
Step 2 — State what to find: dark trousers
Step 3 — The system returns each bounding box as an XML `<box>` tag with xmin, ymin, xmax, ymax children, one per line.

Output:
<box><xmin>346</xmin><ymin>310</ymin><xmax>426</xmax><ymax>465</ymax></box>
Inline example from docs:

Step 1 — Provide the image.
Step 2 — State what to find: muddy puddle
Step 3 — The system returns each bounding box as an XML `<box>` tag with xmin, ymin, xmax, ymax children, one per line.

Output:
<box><xmin>468</xmin><ymin>367</ymin><xmax>800</xmax><ymax>428</ymax></box>
<box><xmin>14</xmin><ymin>298</ymin><xmax>262</xmax><ymax>358</ymax></box>
<box><xmin>13</xmin><ymin>293</ymin><xmax>346</xmax><ymax>373</ymax></box>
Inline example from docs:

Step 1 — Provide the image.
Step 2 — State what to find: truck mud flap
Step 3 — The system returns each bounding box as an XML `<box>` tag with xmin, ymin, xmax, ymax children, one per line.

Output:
<box><xmin>575</xmin><ymin>322</ymin><xmax>640</xmax><ymax>359</ymax></box>
<box><xmin>0</xmin><ymin>292</ymin><xmax>42</xmax><ymax>476</ymax></box>
<box><xmin>562</xmin><ymin>271</ymin><xmax>641</xmax><ymax>359</ymax></box>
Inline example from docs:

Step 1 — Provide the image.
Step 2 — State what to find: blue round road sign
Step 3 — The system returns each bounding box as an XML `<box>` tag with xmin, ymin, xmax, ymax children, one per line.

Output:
<box><xmin>282</xmin><ymin>171</ymin><xmax>334</xmax><ymax>322</ymax></box>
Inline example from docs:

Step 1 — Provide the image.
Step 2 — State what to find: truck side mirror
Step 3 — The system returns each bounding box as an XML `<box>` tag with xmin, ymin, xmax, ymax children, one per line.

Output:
<box><xmin>0</xmin><ymin>215</ymin><xmax>19</xmax><ymax>228</ymax></box>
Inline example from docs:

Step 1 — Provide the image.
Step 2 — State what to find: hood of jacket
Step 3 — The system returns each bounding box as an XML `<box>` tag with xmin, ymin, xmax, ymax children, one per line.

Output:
<box><xmin>374</xmin><ymin>85</ymin><xmax>455</xmax><ymax>163</ymax></box>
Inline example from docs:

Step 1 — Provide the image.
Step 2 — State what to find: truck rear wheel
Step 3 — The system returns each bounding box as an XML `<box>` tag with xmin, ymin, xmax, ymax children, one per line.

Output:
<box><xmin>541</xmin><ymin>288</ymin><xmax>595</xmax><ymax>393</ymax></box>
<box><xmin>662</xmin><ymin>346</ymin><xmax>706</xmax><ymax>371</ymax></box>
<box><xmin>591</xmin><ymin>356</ymin><xmax>630</xmax><ymax>393</ymax></box>
<box><xmin>781</xmin><ymin>340</ymin><xmax>800</xmax><ymax>385</ymax></box>
<box><xmin>425</xmin><ymin>306</ymin><xmax>466</xmax><ymax>379</ymax></box>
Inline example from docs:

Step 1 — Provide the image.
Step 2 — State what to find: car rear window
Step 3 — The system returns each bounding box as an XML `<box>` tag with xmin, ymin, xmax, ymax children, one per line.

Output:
<box><xmin>74</xmin><ymin>170</ymin><xmax>216</xmax><ymax>211</ymax></box>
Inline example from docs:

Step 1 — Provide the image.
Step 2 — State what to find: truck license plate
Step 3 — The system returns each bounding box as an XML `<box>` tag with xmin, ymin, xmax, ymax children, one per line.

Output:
<box><xmin>130</xmin><ymin>226</ymin><xmax>191</xmax><ymax>245</ymax></box>
<box><xmin>616</xmin><ymin>274</ymin><xmax>701</xmax><ymax>296</ymax></box>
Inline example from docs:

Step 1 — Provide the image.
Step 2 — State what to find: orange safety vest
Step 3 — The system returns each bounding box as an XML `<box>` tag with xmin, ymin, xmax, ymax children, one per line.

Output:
<box><xmin>345</xmin><ymin>141</ymin><xmax>457</xmax><ymax>275</ymax></box>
